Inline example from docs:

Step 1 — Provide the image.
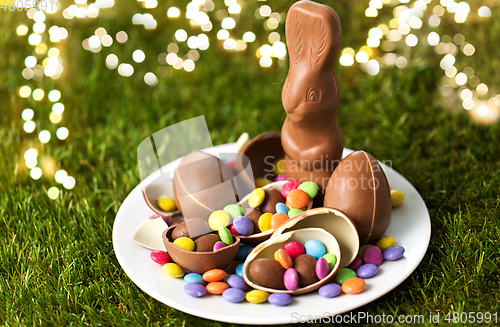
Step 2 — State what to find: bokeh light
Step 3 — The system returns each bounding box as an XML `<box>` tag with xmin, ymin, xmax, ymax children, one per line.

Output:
<box><xmin>47</xmin><ymin>187</ymin><xmax>59</xmax><ymax>200</ymax></box>
<box><xmin>56</xmin><ymin>127</ymin><xmax>69</xmax><ymax>140</ymax></box>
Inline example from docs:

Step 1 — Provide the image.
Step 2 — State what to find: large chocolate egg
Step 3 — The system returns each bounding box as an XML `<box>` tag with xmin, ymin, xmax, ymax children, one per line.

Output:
<box><xmin>324</xmin><ymin>151</ymin><xmax>391</xmax><ymax>245</ymax></box>
<box><xmin>293</xmin><ymin>254</ymin><xmax>319</xmax><ymax>287</ymax></box>
<box><xmin>249</xmin><ymin>258</ymin><xmax>286</xmax><ymax>290</ymax></box>
<box><xmin>173</xmin><ymin>151</ymin><xmax>237</xmax><ymax>222</ymax></box>
<box><xmin>195</xmin><ymin>233</ymin><xmax>221</xmax><ymax>252</ymax></box>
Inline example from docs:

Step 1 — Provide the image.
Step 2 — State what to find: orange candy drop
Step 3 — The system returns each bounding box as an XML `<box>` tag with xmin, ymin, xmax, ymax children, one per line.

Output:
<box><xmin>271</xmin><ymin>212</ymin><xmax>289</xmax><ymax>230</ymax></box>
<box><xmin>202</xmin><ymin>269</ymin><xmax>227</xmax><ymax>282</ymax></box>
<box><xmin>341</xmin><ymin>277</ymin><xmax>365</xmax><ymax>294</ymax></box>
<box><xmin>276</xmin><ymin>248</ymin><xmax>293</xmax><ymax>269</ymax></box>
<box><xmin>286</xmin><ymin>189</ymin><xmax>309</xmax><ymax>210</ymax></box>
<box><xmin>206</xmin><ymin>282</ymin><xmax>229</xmax><ymax>295</ymax></box>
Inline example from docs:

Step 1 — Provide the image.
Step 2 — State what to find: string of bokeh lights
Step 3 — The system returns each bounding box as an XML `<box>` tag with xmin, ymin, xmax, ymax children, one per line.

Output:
<box><xmin>15</xmin><ymin>0</ymin><xmax>497</xmax><ymax>200</ymax></box>
<box><xmin>336</xmin><ymin>0</ymin><xmax>498</xmax><ymax>124</ymax></box>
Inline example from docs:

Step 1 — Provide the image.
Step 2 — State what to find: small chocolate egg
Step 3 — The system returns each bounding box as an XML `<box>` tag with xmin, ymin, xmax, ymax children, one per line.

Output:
<box><xmin>249</xmin><ymin>258</ymin><xmax>286</xmax><ymax>290</ymax></box>
<box><xmin>171</xmin><ymin>221</ymin><xmax>189</xmax><ymax>240</ymax></box>
<box><xmin>260</xmin><ymin>189</ymin><xmax>286</xmax><ymax>214</ymax></box>
<box><xmin>324</xmin><ymin>151</ymin><xmax>391</xmax><ymax>245</ymax></box>
<box><xmin>293</xmin><ymin>254</ymin><xmax>319</xmax><ymax>287</ymax></box>
<box><xmin>194</xmin><ymin>234</ymin><xmax>220</xmax><ymax>252</ymax></box>
<box><xmin>244</xmin><ymin>208</ymin><xmax>263</xmax><ymax>231</ymax></box>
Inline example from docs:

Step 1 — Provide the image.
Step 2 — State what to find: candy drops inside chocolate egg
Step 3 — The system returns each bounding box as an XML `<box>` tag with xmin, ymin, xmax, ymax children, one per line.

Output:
<box><xmin>243</xmin><ymin>227</ymin><xmax>341</xmax><ymax>295</ymax></box>
<box><xmin>236</xmin><ymin>181</ymin><xmax>313</xmax><ymax>245</ymax></box>
<box><xmin>272</xmin><ymin>207</ymin><xmax>359</xmax><ymax>268</ymax></box>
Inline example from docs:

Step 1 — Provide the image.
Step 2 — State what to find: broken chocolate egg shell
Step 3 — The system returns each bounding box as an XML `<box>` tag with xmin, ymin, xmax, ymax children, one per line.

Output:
<box><xmin>272</xmin><ymin>207</ymin><xmax>359</xmax><ymax>268</ymax></box>
<box><xmin>236</xmin><ymin>131</ymin><xmax>285</xmax><ymax>181</ymax></box>
<box><xmin>173</xmin><ymin>151</ymin><xmax>237</xmax><ymax>220</ymax></box>
<box><xmin>324</xmin><ymin>150</ymin><xmax>391</xmax><ymax>245</ymax></box>
<box><xmin>236</xmin><ymin>181</ymin><xmax>313</xmax><ymax>245</ymax></box>
<box><xmin>243</xmin><ymin>227</ymin><xmax>341</xmax><ymax>295</ymax></box>
<box><xmin>162</xmin><ymin>225</ymin><xmax>240</xmax><ymax>274</ymax></box>
<box><xmin>142</xmin><ymin>182</ymin><xmax>181</xmax><ymax>217</ymax></box>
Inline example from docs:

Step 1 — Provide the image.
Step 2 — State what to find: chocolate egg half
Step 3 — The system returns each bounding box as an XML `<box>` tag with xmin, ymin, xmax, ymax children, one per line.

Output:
<box><xmin>243</xmin><ymin>227</ymin><xmax>341</xmax><ymax>295</ymax></box>
<box><xmin>324</xmin><ymin>151</ymin><xmax>391</xmax><ymax>245</ymax></box>
<box><xmin>163</xmin><ymin>226</ymin><xmax>240</xmax><ymax>274</ymax></box>
<box><xmin>236</xmin><ymin>131</ymin><xmax>285</xmax><ymax>181</ymax></box>
<box><xmin>173</xmin><ymin>151</ymin><xmax>237</xmax><ymax>223</ymax></box>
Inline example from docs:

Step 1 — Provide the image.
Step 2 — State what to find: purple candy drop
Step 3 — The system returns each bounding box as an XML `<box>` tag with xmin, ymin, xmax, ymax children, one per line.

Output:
<box><xmin>318</xmin><ymin>283</ymin><xmax>342</xmax><ymax>298</ymax></box>
<box><xmin>268</xmin><ymin>293</ymin><xmax>292</xmax><ymax>306</ymax></box>
<box><xmin>222</xmin><ymin>288</ymin><xmax>245</xmax><ymax>303</ymax></box>
<box><xmin>384</xmin><ymin>245</ymin><xmax>405</xmax><ymax>261</ymax></box>
<box><xmin>232</xmin><ymin>216</ymin><xmax>254</xmax><ymax>236</ymax></box>
<box><xmin>356</xmin><ymin>263</ymin><xmax>378</xmax><ymax>278</ymax></box>
<box><xmin>227</xmin><ymin>274</ymin><xmax>248</xmax><ymax>290</ymax></box>
<box><xmin>184</xmin><ymin>283</ymin><xmax>206</xmax><ymax>298</ymax></box>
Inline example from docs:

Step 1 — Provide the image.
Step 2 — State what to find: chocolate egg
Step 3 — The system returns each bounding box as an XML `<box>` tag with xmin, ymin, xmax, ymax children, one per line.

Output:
<box><xmin>272</xmin><ymin>207</ymin><xmax>359</xmax><ymax>268</ymax></box>
<box><xmin>195</xmin><ymin>234</ymin><xmax>221</xmax><ymax>252</ymax></box>
<box><xmin>163</xmin><ymin>226</ymin><xmax>240</xmax><ymax>274</ymax></box>
<box><xmin>249</xmin><ymin>258</ymin><xmax>286</xmax><ymax>290</ymax></box>
<box><xmin>171</xmin><ymin>221</ymin><xmax>189</xmax><ymax>240</ymax></box>
<box><xmin>244</xmin><ymin>208</ymin><xmax>262</xmax><ymax>231</ymax></box>
<box><xmin>324</xmin><ymin>151</ymin><xmax>391</xmax><ymax>245</ymax></box>
<box><xmin>294</xmin><ymin>254</ymin><xmax>319</xmax><ymax>287</ymax></box>
<box><xmin>237</xmin><ymin>181</ymin><xmax>313</xmax><ymax>245</ymax></box>
<box><xmin>236</xmin><ymin>131</ymin><xmax>285</xmax><ymax>181</ymax></box>
<box><xmin>260</xmin><ymin>189</ymin><xmax>286</xmax><ymax>214</ymax></box>
<box><xmin>243</xmin><ymin>227</ymin><xmax>341</xmax><ymax>295</ymax></box>
<box><xmin>173</xmin><ymin>151</ymin><xmax>237</xmax><ymax>224</ymax></box>
<box><xmin>172</xmin><ymin>218</ymin><xmax>210</xmax><ymax>240</ymax></box>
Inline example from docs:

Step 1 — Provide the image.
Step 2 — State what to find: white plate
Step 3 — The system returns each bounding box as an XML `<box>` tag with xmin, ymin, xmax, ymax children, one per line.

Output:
<box><xmin>113</xmin><ymin>144</ymin><xmax>431</xmax><ymax>325</ymax></box>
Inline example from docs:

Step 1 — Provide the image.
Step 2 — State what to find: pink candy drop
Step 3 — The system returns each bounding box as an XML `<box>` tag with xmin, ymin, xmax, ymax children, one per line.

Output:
<box><xmin>283</xmin><ymin>241</ymin><xmax>305</xmax><ymax>260</ymax></box>
<box><xmin>150</xmin><ymin>250</ymin><xmax>171</xmax><ymax>265</ymax></box>
<box><xmin>281</xmin><ymin>180</ymin><xmax>300</xmax><ymax>198</ymax></box>
<box><xmin>213</xmin><ymin>241</ymin><xmax>226</xmax><ymax>251</ymax></box>
<box><xmin>275</xmin><ymin>174</ymin><xmax>286</xmax><ymax>182</ymax></box>
<box><xmin>316</xmin><ymin>257</ymin><xmax>330</xmax><ymax>279</ymax></box>
<box><xmin>284</xmin><ymin>268</ymin><xmax>299</xmax><ymax>290</ymax></box>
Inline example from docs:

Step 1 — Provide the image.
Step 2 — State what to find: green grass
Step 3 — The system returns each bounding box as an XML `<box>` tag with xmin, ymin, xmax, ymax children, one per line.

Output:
<box><xmin>1</xmin><ymin>0</ymin><xmax>499</xmax><ymax>326</ymax></box>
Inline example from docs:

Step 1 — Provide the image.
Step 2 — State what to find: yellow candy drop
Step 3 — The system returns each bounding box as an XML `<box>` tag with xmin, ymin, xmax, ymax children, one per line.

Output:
<box><xmin>391</xmin><ymin>189</ymin><xmax>405</xmax><ymax>207</ymax></box>
<box><xmin>258</xmin><ymin>213</ymin><xmax>273</xmax><ymax>232</ymax></box>
<box><xmin>163</xmin><ymin>263</ymin><xmax>184</xmax><ymax>277</ymax></box>
<box><xmin>208</xmin><ymin>210</ymin><xmax>231</xmax><ymax>230</ymax></box>
<box><xmin>273</xmin><ymin>159</ymin><xmax>285</xmax><ymax>175</ymax></box>
<box><xmin>376</xmin><ymin>236</ymin><xmax>396</xmax><ymax>251</ymax></box>
<box><xmin>245</xmin><ymin>290</ymin><xmax>269</xmax><ymax>304</ymax></box>
<box><xmin>248</xmin><ymin>188</ymin><xmax>265</xmax><ymax>208</ymax></box>
<box><xmin>173</xmin><ymin>237</ymin><xmax>195</xmax><ymax>251</ymax></box>
<box><xmin>254</xmin><ymin>178</ymin><xmax>271</xmax><ymax>188</ymax></box>
<box><xmin>157</xmin><ymin>195</ymin><xmax>177</xmax><ymax>212</ymax></box>
<box><xmin>274</xmin><ymin>250</ymin><xmax>279</xmax><ymax>261</ymax></box>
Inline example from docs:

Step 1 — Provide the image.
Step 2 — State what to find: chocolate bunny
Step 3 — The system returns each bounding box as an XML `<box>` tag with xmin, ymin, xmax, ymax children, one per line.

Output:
<box><xmin>281</xmin><ymin>0</ymin><xmax>344</xmax><ymax>189</ymax></box>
